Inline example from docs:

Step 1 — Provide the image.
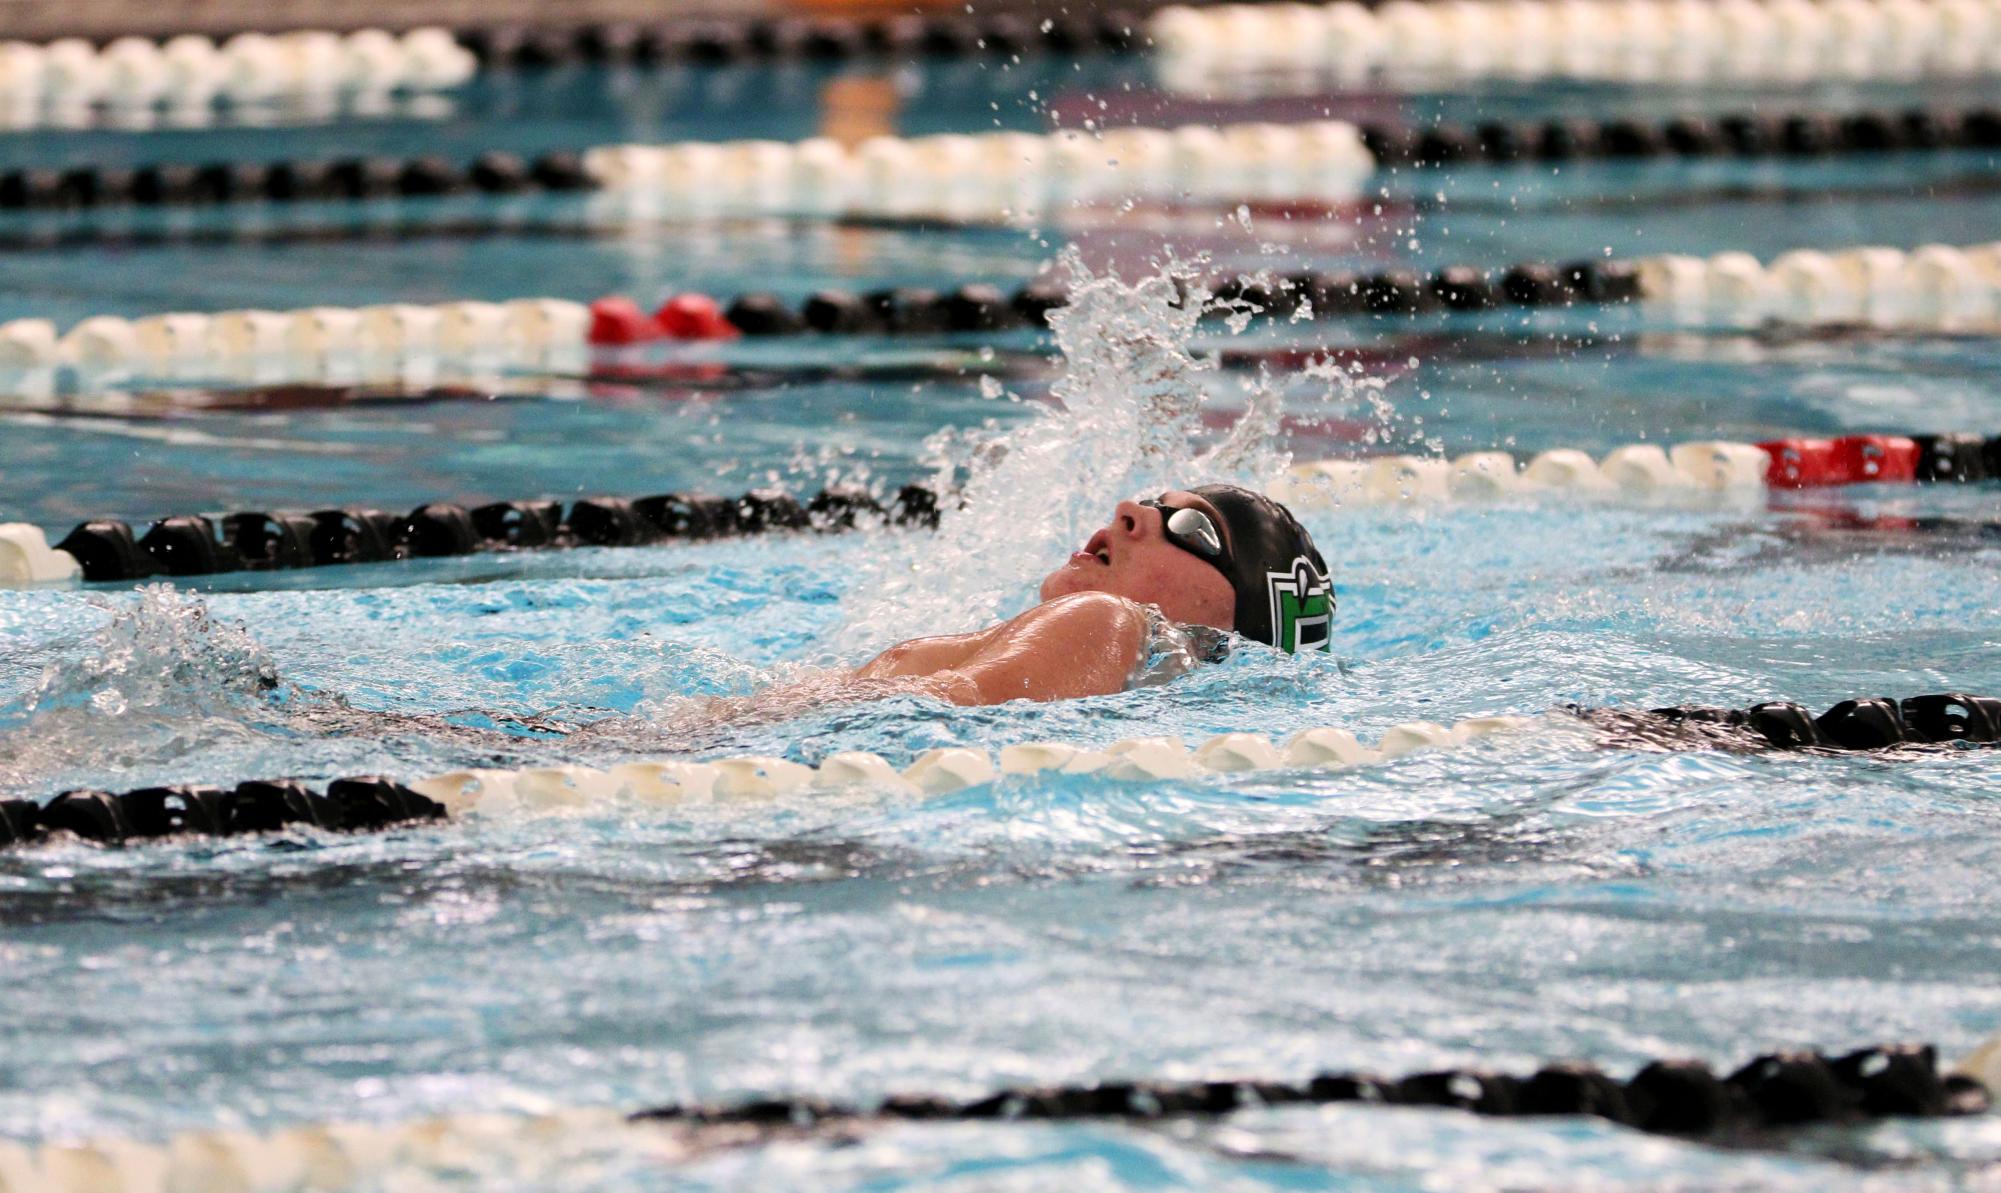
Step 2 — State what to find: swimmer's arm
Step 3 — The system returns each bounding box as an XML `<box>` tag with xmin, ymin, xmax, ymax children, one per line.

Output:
<box><xmin>911</xmin><ymin>593</ymin><xmax>1147</xmax><ymax>706</ymax></box>
<box><xmin>854</xmin><ymin>626</ymin><xmax>996</xmax><ymax>682</ymax></box>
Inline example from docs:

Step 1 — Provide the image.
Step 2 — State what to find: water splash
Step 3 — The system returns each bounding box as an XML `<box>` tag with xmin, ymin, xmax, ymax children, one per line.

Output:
<box><xmin>0</xmin><ymin>585</ymin><xmax>608</xmax><ymax>796</ymax></box>
<box><xmin>819</xmin><ymin>250</ymin><xmax>1307</xmax><ymax>663</ymax></box>
<box><xmin>0</xmin><ymin>585</ymin><xmax>283</xmax><ymax>791</ymax></box>
<box><xmin>7</xmin><ymin>585</ymin><xmax>279</xmax><ymax>723</ymax></box>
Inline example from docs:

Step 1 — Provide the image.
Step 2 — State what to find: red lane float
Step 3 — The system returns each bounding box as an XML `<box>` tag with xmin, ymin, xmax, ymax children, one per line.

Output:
<box><xmin>1759</xmin><ymin>439</ymin><xmax>1839</xmax><ymax>487</ymax></box>
<box><xmin>586</xmin><ymin>296</ymin><xmax>658</xmax><ymax>346</ymax></box>
<box><xmin>1836</xmin><ymin>434</ymin><xmax>1920</xmax><ymax>484</ymax></box>
<box><xmin>1759</xmin><ymin>435</ymin><xmax>1919</xmax><ymax>488</ymax></box>
<box><xmin>586</xmin><ymin>294</ymin><xmax>741</xmax><ymax>345</ymax></box>
<box><xmin>654</xmin><ymin>294</ymin><xmax>740</xmax><ymax>341</ymax></box>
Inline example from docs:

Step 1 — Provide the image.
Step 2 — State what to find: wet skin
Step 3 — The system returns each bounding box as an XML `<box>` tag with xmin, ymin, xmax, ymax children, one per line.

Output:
<box><xmin>1036</xmin><ymin>489</ymin><xmax>1237</xmax><ymax>630</ymax></box>
<box><xmin>854</xmin><ymin>492</ymin><xmax>1236</xmax><ymax>705</ymax></box>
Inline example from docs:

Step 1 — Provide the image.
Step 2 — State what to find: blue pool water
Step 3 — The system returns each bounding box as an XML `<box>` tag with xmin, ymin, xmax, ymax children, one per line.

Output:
<box><xmin>1</xmin><ymin>49</ymin><xmax>1999</xmax><ymax>1191</ymax></box>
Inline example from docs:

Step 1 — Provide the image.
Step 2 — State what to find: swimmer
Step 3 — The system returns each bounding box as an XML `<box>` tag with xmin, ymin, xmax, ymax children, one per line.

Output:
<box><xmin>570</xmin><ymin>483</ymin><xmax>1334</xmax><ymax>742</ymax></box>
<box><xmin>852</xmin><ymin>484</ymin><xmax>1333</xmax><ymax>706</ymax></box>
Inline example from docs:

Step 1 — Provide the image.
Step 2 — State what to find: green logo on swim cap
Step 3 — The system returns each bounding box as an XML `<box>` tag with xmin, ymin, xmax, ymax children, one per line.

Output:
<box><xmin>1267</xmin><ymin>558</ymin><xmax>1333</xmax><ymax>654</ymax></box>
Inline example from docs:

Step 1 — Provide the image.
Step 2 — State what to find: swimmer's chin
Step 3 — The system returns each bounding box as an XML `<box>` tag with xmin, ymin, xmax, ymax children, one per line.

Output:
<box><xmin>1038</xmin><ymin>562</ymin><xmax>1102</xmax><ymax>601</ymax></box>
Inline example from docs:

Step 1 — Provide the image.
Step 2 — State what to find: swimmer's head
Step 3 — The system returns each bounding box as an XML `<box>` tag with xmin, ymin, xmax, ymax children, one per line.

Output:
<box><xmin>1040</xmin><ymin>484</ymin><xmax>1334</xmax><ymax>653</ymax></box>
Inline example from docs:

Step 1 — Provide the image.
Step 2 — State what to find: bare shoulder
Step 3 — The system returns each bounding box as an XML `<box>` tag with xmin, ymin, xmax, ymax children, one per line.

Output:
<box><xmin>943</xmin><ymin>592</ymin><xmax>1149</xmax><ymax>704</ymax></box>
<box><xmin>1015</xmin><ymin>592</ymin><xmax>1148</xmax><ymax>644</ymax></box>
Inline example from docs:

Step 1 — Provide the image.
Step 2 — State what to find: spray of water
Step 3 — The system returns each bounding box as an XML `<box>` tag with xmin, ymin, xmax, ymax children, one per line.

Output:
<box><xmin>7</xmin><ymin>586</ymin><xmax>278</xmax><ymax>722</ymax></box>
<box><xmin>0</xmin><ymin>586</ymin><xmax>284</xmax><ymax>790</ymax></box>
<box><xmin>820</xmin><ymin>250</ymin><xmax>1309</xmax><ymax>662</ymax></box>
<box><xmin>0</xmin><ymin>586</ymin><xmax>583</xmax><ymax>795</ymax></box>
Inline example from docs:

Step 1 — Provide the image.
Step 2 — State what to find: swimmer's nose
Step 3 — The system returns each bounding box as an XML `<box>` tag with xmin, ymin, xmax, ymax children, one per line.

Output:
<box><xmin>1113</xmin><ymin>499</ymin><xmax>1153</xmax><ymax>540</ymax></box>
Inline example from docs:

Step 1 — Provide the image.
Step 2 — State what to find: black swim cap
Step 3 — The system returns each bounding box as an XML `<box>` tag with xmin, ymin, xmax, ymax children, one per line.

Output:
<box><xmin>1188</xmin><ymin>484</ymin><xmax>1334</xmax><ymax>653</ymax></box>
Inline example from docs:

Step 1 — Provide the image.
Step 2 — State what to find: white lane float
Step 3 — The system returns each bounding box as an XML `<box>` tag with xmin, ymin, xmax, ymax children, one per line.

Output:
<box><xmin>1639</xmin><ymin>242</ymin><xmax>2001</xmax><ymax>329</ymax></box>
<box><xmin>357</xmin><ymin>715</ymin><xmax>1553</xmax><ymax>833</ymax></box>
<box><xmin>1149</xmin><ymin>0</ymin><xmax>2001</xmax><ymax>87</ymax></box>
<box><xmin>0</xmin><ymin>27</ymin><xmax>474</xmax><ymax>108</ymax></box>
<box><xmin>582</xmin><ymin>119</ymin><xmax>1376</xmax><ymax>220</ymax></box>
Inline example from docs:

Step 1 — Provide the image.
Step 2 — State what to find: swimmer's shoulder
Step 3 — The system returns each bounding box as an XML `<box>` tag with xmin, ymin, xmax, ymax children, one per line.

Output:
<box><xmin>1019</xmin><ymin>592</ymin><xmax>1151</xmax><ymax>652</ymax></box>
<box><xmin>1032</xmin><ymin>591</ymin><xmax>1150</xmax><ymax>626</ymax></box>
<box><xmin>925</xmin><ymin>593</ymin><xmax>1149</xmax><ymax>705</ymax></box>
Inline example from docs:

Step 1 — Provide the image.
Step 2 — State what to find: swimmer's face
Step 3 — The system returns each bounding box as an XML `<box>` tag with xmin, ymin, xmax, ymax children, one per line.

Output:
<box><xmin>1039</xmin><ymin>490</ymin><xmax>1237</xmax><ymax>631</ymax></box>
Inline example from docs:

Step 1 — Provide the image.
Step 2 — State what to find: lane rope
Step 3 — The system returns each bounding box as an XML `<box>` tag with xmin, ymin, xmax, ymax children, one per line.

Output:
<box><xmin>627</xmin><ymin>1039</ymin><xmax>1994</xmax><ymax>1133</ymax></box>
<box><xmin>2</xmin><ymin>691</ymin><xmax>1996</xmax><ymax>851</ymax></box>
<box><xmin>1358</xmin><ymin>105</ymin><xmax>2001</xmax><ymax>166</ymax></box>
<box><xmin>579</xmin><ymin>120</ymin><xmax>1373</xmax><ymax>220</ymax></box>
<box><xmin>1274</xmin><ymin>432</ymin><xmax>2001</xmax><ymax>509</ymax></box>
<box><xmin>0</xmin><ymin>1039</ymin><xmax>1989</xmax><ymax>1189</ymax></box>
<box><xmin>1</xmin><ymin>428</ymin><xmax>1993</xmax><ymax>586</ymax></box>
<box><xmin>0</xmin><ymin>482</ymin><xmax>945</xmax><ymax>585</ymax></box>
<box><xmin>456</xmin><ymin>11</ymin><xmax>1146</xmax><ymax>69</ymax></box>
<box><xmin>0</xmin><ymin>297</ymin><xmax>594</xmax><ymax>379</ymax></box>
<box><xmin>10</xmin><ymin>100</ymin><xmax>1995</xmax><ymax>214</ymax></box>
<box><xmin>0</xmin><ymin>29</ymin><xmax>474</xmax><ymax>108</ymax></box>
<box><xmin>1200</xmin><ymin>241</ymin><xmax>2001</xmax><ymax>331</ymax></box>
<box><xmin>6</xmin><ymin>235</ymin><xmax>1999</xmax><ymax>389</ymax></box>
<box><xmin>1637</xmin><ymin>242</ymin><xmax>2001</xmax><ymax>328</ymax></box>
<box><xmin>0</xmin><ymin>431</ymin><xmax>1991</xmax><ymax>586</ymax></box>
<box><xmin>1150</xmin><ymin>0</ymin><xmax>2001</xmax><ymax>88</ymax></box>
<box><xmin>0</xmin><ymin>150</ymin><xmax>592</xmax><ymax>209</ymax></box>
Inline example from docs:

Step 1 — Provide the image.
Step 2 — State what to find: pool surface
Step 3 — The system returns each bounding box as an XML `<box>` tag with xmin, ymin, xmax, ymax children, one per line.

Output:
<box><xmin>1</xmin><ymin>34</ymin><xmax>2000</xmax><ymax>1192</ymax></box>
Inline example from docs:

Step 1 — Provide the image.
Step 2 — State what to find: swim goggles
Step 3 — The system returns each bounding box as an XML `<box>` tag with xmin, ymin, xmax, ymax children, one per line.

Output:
<box><xmin>1141</xmin><ymin>499</ymin><xmax>1228</xmax><ymax>564</ymax></box>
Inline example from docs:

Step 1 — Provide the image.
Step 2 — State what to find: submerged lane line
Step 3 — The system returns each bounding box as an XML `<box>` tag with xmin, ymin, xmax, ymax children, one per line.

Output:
<box><xmin>0</xmin><ymin>411</ymin><xmax>363</xmax><ymax>455</ymax></box>
<box><xmin>0</xmin><ymin>1038</ymin><xmax>1991</xmax><ymax>1190</ymax></box>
